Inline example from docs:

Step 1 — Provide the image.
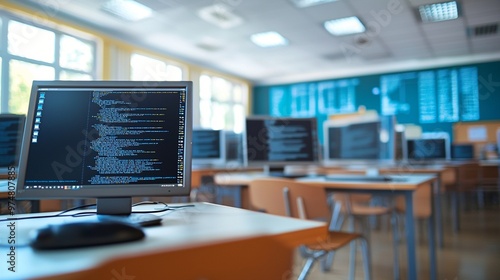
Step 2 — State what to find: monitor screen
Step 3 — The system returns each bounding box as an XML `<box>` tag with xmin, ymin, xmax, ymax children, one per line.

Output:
<box><xmin>451</xmin><ymin>144</ymin><xmax>474</xmax><ymax>159</ymax></box>
<box><xmin>394</xmin><ymin>130</ymin><xmax>407</xmax><ymax>161</ymax></box>
<box><xmin>244</xmin><ymin>117</ymin><xmax>319</xmax><ymax>167</ymax></box>
<box><xmin>0</xmin><ymin>114</ymin><xmax>25</xmax><ymax>169</ymax></box>
<box><xmin>324</xmin><ymin>120</ymin><xmax>381</xmax><ymax>161</ymax></box>
<box><xmin>225</xmin><ymin>131</ymin><xmax>243</xmax><ymax>164</ymax></box>
<box><xmin>406</xmin><ymin>138</ymin><xmax>449</xmax><ymax>160</ymax></box>
<box><xmin>192</xmin><ymin>128</ymin><xmax>225</xmax><ymax>166</ymax></box>
<box><xmin>16</xmin><ymin>80</ymin><xmax>192</xmax><ymax>216</ymax></box>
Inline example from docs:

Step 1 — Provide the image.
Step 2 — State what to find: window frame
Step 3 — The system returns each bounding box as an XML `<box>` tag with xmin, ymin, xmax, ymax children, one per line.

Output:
<box><xmin>0</xmin><ymin>10</ymin><xmax>99</xmax><ymax>113</ymax></box>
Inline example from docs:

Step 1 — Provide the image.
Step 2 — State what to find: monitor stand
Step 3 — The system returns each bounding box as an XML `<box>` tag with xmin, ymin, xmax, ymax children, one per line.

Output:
<box><xmin>96</xmin><ymin>197</ymin><xmax>162</xmax><ymax>227</ymax></box>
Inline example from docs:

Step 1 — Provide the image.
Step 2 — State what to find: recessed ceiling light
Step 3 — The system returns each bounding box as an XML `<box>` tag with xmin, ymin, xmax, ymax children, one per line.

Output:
<box><xmin>198</xmin><ymin>4</ymin><xmax>244</xmax><ymax>29</ymax></box>
<box><xmin>101</xmin><ymin>0</ymin><xmax>153</xmax><ymax>21</ymax></box>
<box><xmin>289</xmin><ymin>0</ymin><xmax>338</xmax><ymax>8</ymax></box>
<box><xmin>250</xmin><ymin>31</ymin><xmax>288</xmax><ymax>48</ymax></box>
<box><xmin>418</xmin><ymin>1</ymin><xmax>459</xmax><ymax>22</ymax></box>
<box><xmin>324</xmin><ymin>16</ymin><xmax>366</xmax><ymax>36</ymax></box>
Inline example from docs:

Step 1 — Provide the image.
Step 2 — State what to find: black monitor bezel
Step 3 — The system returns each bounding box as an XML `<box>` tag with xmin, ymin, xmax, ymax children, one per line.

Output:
<box><xmin>16</xmin><ymin>80</ymin><xmax>192</xmax><ymax>201</ymax></box>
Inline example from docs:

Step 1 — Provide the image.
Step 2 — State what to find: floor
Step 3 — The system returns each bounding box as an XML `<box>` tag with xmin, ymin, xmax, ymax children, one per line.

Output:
<box><xmin>290</xmin><ymin>194</ymin><xmax>500</xmax><ymax>280</ymax></box>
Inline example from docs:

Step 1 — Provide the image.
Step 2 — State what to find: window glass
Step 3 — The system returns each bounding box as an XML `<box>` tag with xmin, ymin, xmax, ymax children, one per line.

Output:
<box><xmin>8</xmin><ymin>20</ymin><xmax>55</xmax><ymax>63</ymax></box>
<box><xmin>9</xmin><ymin>60</ymin><xmax>55</xmax><ymax>114</ymax></box>
<box><xmin>60</xmin><ymin>35</ymin><xmax>94</xmax><ymax>72</ymax></box>
<box><xmin>212</xmin><ymin>77</ymin><xmax>231</xmax><ymax>102</ymax></box>
<box><xmin>199</xmin><ymin>74</ymin><xmax>247</xmax><ymax>132</ymax></box>
<box><xmin>131</xmin><ymin>53</ymin><xmax>182</xmax><ymax>81</ymax></box>
<box><xmin>200</xmin><ymin>75</ymin><xmax>212</xmax><ymax>100</ymax></box>
<box><xmin>0</xmin><ymin>14</ymin><xmax>97</xmax><ymax>113</ymax></box>
<box><xmin>60</xmin><ymin>70</ymin><xmax>93</xmax><ymax>80</ymax></box>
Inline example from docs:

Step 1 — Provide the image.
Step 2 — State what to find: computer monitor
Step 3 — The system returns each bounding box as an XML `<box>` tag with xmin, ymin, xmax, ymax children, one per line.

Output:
<box><xmin>0</xmin><ymin>114</ymin><xmax>25</xmax><ymax>171</ymax></box>
<box><xmin>244</xmin><ymin>116</ymin><xmax>319</xmax><ymax>173</ymax></box>
<box><xmin>192</xmin><ymin>128</ymin><xmax>225</xmax><ymax>167</ymax></box>
<box><xmin>451</xmin><ymin>144</ymin><xmax>475</xmax><ymax>160</ymax></box>
<box><xmin>395</xmin><ymin>129</ymin><xmax>407</xmax><ymax>161</ymax></box>
<box><xmin>16</xmin><ymin>80</ymin><xmax>192</xmax><ymax>218</ymax></box>
<box><xmin>406</xmin><ymin>133</ymin><xmax>450</xmax><ymax>161</ymax></box>
<box><xmin>323</xmin><ymin>118</ymin><xmax>391</xmax><ymax>165</ymax></box>
<box><xmin>225</xmin><ymin>131</ymin><xmax>243</xmax><ymax>165</ymax></box>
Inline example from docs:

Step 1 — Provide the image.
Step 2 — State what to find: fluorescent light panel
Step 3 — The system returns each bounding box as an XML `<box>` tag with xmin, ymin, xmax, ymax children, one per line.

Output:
<box><xmin>101</xmin><ymin>0</ymin><xmax>153</xmax><ymax>21</ymax></box>
<box><xmin>290</xmin><ymin>0</ymin><xmax>338</xmax><ymax>8</ymax></box>
<box><xmin>324</xmin><ymin>16</ymin><xmax>365</xmax><ymax>36</ymax></box>
<box><xmin>419</xmin><ymin>1</ymin><xmax>459</xmax><ymax>22</ymax></box>
<box><xmin>251</xmin><ymin>31</ymin><xmax>288</xmax><ymax>47</ymax></box>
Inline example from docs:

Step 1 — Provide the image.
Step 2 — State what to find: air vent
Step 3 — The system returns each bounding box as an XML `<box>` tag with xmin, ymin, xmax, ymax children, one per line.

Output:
<box><xmin>197</xmin><ymin>4</ymin><xmax>243</xmax><ymax>29</ymax></box>
<box><xmin>470</xmin><ymin>23</ymin><xmax>498</xmax><ymax>37</ymax></box>
<box><xmin>196</xmin><ymin>37</ymin><xmax>223</xmax><ymax>52</ymax></box>
<box><xmin>196</xmin><ymin>42</ymin><xmax>222</xmax><ymax>52</ymax></box>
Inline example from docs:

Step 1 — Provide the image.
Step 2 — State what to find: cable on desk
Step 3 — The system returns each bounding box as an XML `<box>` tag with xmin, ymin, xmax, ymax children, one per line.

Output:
<box><xmin>0</xmin><ymin>202</ymin><xmax>195</xmax><ymax>222</ymax></box>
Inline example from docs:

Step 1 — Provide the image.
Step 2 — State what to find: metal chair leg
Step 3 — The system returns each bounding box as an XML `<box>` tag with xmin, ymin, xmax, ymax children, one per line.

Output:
<box><xmin>391</xmin><ymin>211</ymin><xmax>400</xmax><ymax>280</ymax></box>
<box><xmin>360</xmin><ymin>238</ymin><xmax>372</xmax><ymax>280</ymax></box>
<box><xmin>349</xmin><ymin>239</ymin><xmax>357</xmax><ymax>280</ymax></box>
<box><xmin>298</xmin><ymin>258</ymin><xmax>315</xmax><ymax>280</ymax></box>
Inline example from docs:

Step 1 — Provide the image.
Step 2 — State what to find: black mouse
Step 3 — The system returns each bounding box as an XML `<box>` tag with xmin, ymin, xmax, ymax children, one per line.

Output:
<box><xmin>30</xmin><ymin>220</ymin><xmax>145</xmax><ymax>250</ymax></box>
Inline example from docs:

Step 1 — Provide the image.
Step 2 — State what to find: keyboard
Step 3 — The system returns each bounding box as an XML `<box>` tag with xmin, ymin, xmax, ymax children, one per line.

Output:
<box><xmin>325</xmin><ymin>174</ymin><xmax>395</xmax><ymax>182</ymax></box>
<box><xmin>268</xmin><ymin>172</ymin><xmax>312</xmax><ymax>179</ymax></box>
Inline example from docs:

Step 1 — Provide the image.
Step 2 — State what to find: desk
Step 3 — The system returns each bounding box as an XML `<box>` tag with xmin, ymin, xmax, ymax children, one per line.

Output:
<box><xmin>214</xmin><ymin>172</ymin><xmax>438</xmax><ymax>280</ymax></box>
<box><xmin>0</xmin><ymin>202</ymin><xmax>326</xmax><ymax>280</ymax></box>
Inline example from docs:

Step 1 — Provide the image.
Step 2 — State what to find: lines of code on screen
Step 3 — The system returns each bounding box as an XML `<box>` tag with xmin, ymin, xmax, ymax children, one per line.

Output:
<box><xmin>24</xmin><ymin>88</ymin><xmax>185</xmax><ymax>187</ymax></box>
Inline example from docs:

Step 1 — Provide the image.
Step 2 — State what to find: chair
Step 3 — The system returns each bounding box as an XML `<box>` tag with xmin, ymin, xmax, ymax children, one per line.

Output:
<box><xmin>248</xmin><ymin>178</ymin><xmax>371</xmax><ymax>280</ymax></box>
<box><xmin>327</xmin><ymin>193</ymin><xmax>396</xmax><ymax>275</ymax></box>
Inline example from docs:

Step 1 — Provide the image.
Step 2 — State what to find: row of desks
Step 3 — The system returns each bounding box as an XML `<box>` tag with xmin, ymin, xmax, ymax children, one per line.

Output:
<box><xmin>191</xmin><ymin>160</ymin><xmax>498</xmax><ymax>280</ymax></box>
<box><xmin>214</xmin><ymin>171</ymin><xmax>437</xmax><ymax>280</ymax></box>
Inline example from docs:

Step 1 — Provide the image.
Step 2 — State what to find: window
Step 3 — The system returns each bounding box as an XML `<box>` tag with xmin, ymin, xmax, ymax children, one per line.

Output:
<box><xmin>130</xmin><ymin>53</ymin><xmax>183</xmax><ymax>81</ymax></box>
<box><xmin>0</xmin><ymin>12</ymin><xmax>98</xmax><ymax>114</ymax></box>
<box><xmin>199</xmin><ymin>74</ymin><xmax>247</xmax><ymax>133</ymax></box>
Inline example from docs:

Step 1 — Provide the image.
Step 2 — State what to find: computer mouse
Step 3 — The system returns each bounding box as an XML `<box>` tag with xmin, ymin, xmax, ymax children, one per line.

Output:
<box><xmin>29</xmin><ymin>220</ymin><xmax>145</xmax><ymax>250</ymax></box>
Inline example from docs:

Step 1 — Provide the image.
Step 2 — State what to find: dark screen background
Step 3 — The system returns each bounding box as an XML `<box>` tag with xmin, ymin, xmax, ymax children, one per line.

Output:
<box><xmin>23</xmin><ymin>88</ymin><xmax>183</xmax><ymax>186</ymax></box>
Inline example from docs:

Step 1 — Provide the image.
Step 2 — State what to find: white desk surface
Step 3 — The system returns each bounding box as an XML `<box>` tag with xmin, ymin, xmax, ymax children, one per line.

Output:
<box><xmin>0</xmin><ymin>202</ymin><xmax>326</xmax><ymax>280</ymax></box>
<box><xmin>214</xmin><ymin>172</ymin><xmax>436</xmax><ymax>190</ymax></box>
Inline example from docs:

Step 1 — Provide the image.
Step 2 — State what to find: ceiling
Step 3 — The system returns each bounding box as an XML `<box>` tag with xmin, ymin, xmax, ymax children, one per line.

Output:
<box><xmin>15</xmin><ymin>0</ymin><xmax>500</xmax><ymax>85</ymax></box>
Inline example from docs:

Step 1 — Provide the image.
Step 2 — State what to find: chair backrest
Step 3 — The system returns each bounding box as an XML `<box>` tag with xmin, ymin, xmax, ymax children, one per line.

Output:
<box><xmin>248</xmin><ymin>178</ymin><xmax>330</xmax><ymax>221</ymax></box>
<box><xmin>247</xmin><ymin>178</ymin><xmax>289</xmax><ymax>216</ymax></box>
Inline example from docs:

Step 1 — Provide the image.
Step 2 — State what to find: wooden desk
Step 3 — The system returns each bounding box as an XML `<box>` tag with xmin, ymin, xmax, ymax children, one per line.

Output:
<box><xmin>0</xmin><ymin>202</ymin><xmax>326</xmax><ymax>280</ymax></box>
<box><xmin>215</xmin><ymin>172</ymin><xmax>438</xmax><ymax>280</ymax></box>
<box><xmin>479</xmin><ymin>159</ymin><xmax>499</xmax><ymax>187</ymax></box>
<box><xmin>191</xmin><ymin>166</ymin><xmax>261</xmax><ymax>189</ymax></box>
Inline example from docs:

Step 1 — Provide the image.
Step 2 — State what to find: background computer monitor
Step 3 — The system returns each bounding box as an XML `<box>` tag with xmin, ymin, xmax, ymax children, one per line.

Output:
<box><xmin>451</xmin><ymin>144</ymin><xmax>475</xmax><ymax>160</ymax></box>
<box><xmin>323</xmin><ymin>117</ymin><xmax>395</xmax><ymax>165</ymax></box>
<box><xmin>0</xmin><ymin>114</ymin><xmax>25</xmax><ymax>170</ymax></box>
<box><xmin>406</xmin><ymin>133</ymin><xmax>450</xmax><ymax>161</ymax></box>
<box><xmin>395</xmin><ymin>128</ymin><xmax>407</xmax><ymax>161</ymax></box>
<box><xmin>16</xmin><ymin>80</ymin><xmax>192</xmax><ymax>216</ymax></box>
<box><xmin>244</xmin><ymin>116</ymin><xmax>319</xmax><ymax>172</ymax></box>
<box><xmin>192</xmin><ymin>128</ymin><xmax>225</xmax><ymax>167</ymax></box>
<box><xmin>225</xmin><ymin>131</ymin><xmax>243</xmax><ymax>165</ymax></box>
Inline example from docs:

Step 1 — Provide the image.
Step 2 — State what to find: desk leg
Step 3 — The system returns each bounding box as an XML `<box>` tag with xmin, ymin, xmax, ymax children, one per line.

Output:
<box><xmin>451</xmin><ymin>190</ymin><xmax>460</xmax><ymax>232</ymax></box>
<box><xmin>30</xmin><ymin>200</ymin><xmax>40</xmax><ymax>213</ymax></box>
<box><xmin>215</xmin><ymin>186</ymin><xmax>242</xmax><ymax>208</ymax></box>
<box><xmin>433</xmin><ymin>179</ymin><xmax>443</xmax><ymax>248</ymax></box>
<box><xmin>428</xmin><ymin>217</ymin><xmax>437</xmax><ymax>280</ymax></box>
<box><xmin>404</xmin><ymin>192</ymin><xmax>417</xmax><ymax>280</ymax></box>
<box><xmin>233</xmin><ymin>185</ymin><xmax>242</xmax><ymax>208</ymax></box>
